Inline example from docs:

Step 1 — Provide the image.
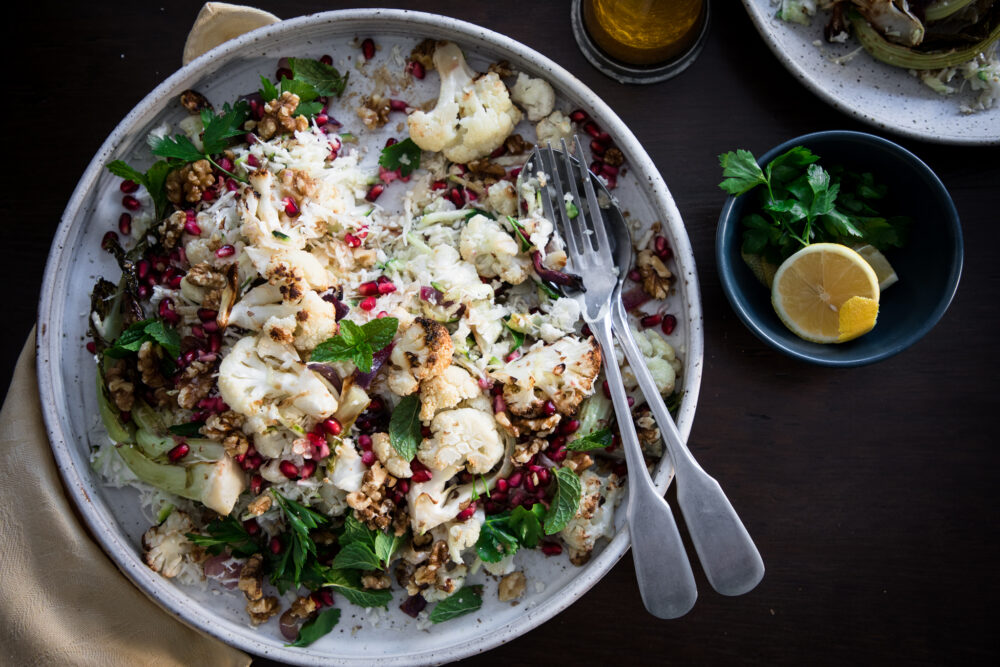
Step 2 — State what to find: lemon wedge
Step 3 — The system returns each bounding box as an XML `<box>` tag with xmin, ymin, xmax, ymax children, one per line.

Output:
<box><xmin>182</xmin><ymin>3</ymin><xmax>280</xmax><ymax>65</ymax></box>
<box><xmin>852</xmin><ymin>243</ymin><xmax>899</xmax><ymax>291</ymax></box>
<box><xmin>771</xmin><ymin>243</ymin><xmax>880</xmax><ymax>344</ymax></box>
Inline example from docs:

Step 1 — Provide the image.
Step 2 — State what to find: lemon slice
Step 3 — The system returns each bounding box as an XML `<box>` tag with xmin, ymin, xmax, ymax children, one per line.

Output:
<box><xmin>853</xmin><ymin>243</ymin><xmax>898</xmax><ymax>291</ymax></box>
<box><xmin>182</xmin><ymin>3</ymin><xmax>280</xmax><ymax>65</ymax></box>
<box><xmin>771</xmin><ymin>243</ymin><xmax>880</xmax><ymax>344</ymax></box>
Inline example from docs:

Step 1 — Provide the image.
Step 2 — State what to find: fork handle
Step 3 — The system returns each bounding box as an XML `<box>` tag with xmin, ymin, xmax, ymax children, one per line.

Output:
<box><xmin>612</xmin><ymin>301</ymin><xmax>764</xmax><ymax>596</ymax></box>
<box><xmin>590</xmin><ymin>318</ymin><xmax>698</xmax><ymax>619</ymax></box>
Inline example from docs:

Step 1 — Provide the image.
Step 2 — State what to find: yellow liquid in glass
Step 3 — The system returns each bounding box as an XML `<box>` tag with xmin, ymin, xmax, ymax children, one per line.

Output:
<box><xmin>584</xmin><ymin>0</ymin><xmax>704</xmax><ymax>65</ymax></box>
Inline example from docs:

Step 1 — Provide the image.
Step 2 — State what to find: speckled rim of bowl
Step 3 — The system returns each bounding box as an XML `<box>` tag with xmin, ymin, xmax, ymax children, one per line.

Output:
<box><xmin>35</xmin><ymin>8</ymin><xmax>704</xmax><ymax>666</ymax></box>
<box><xmin>716</xmin><ymin>129</ymin><xmax>963</xmax><ymax>367</ymax></box>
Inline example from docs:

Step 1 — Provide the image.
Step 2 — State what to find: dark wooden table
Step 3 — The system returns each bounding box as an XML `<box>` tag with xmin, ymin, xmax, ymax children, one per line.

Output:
<box><xmin>11</xmin><ymin>2</ymin><xmax>999</xmax><ymax>664</ymax></box>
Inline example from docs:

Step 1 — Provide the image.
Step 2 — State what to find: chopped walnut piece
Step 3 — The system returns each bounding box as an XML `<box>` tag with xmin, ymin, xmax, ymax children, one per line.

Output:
<box><xmin>247</xmin><ymin>596</ymin><xmax>281</xmax><ymax>625</ymax></box>
<box><xmin>637</xmin><ymin>249</ymin><xmax>672</xmax><ymax>300</ymax></box>
<box><xmin>258</xmin><ymin>91</ymin><xmax>309</xmax><ymax>141</ymax></box>
<box><xmin>488</xmin><ymin>60</ymin><xmax>514</xmax><ymax>78</ymax></box>
<box><xmin>158</xmin><ymin>211</ymin><xmax>187</xmax><ymax>250</ymax></box>
<box><xmin>392</xmin><ymin>507</ymin><xmax>410</xmax><ymax>538</ymax></box>
<box><xmin>602</xmin><ymin>147</ymin><xmax>624</xmax><ymax>167</ymax></box>
<box><xmin>564</xmin><ymin>451</ymin><xmax>595</xmax><ymax>474</ymax></box>
<box><xmin>498</xmin><ymin>571</ymin><xmax>527</xmax><ymax>602</ymax></box>
<box><xmin>280</xmin><ymin>168</ymin><xmax>318</xmax><ymax>201</ymax></box>
<box><xmin>247</xmin><ymin>494</ymin><xmax>272</xmax><ymax>517</ymax></box>
<box><xmin>410</xmin><ymin>540</ymin><xmax>448</xmax><ymax>592</ymax></box>
<box><xmin>511</xmin><ymin>413</ymin><xmax>561</xmax><ymax>436</ymax></box>
<box><xmin>165</xmin><ymin>159</ymin><xmax>215</xmax><ymax>205</ymax></box>
<box><xmin>362</xmin><ymin>572</ymin><xmax>392</xmax><ymax>590</ymax></box>
<box><xmin>410</xmin><ymin>39</ymin><xmax>438</xmax><ymax>69</ymax></box>
<box><xmin>105</xmin><ymin>359</ymin><xmax>135</xmax><ymax>412</ymax></box>
<box><xmin>238</xmin><ymin>554</ymin><xmax>265</xmax><ymax>601</ymax></box>
<box><xmin>635</xmin><ymin>409</ymin><xmax>662</xmax><ymax>458</ymax></box>
<box><xmin>288</xmin><ymin>595</ymin><xmax>319</xmax><ymax>620</ymax></box>
<box><xmin>180</xmin><ymin>89</ymin><xmax>213</xmax><ymax>113</ymax></box>
<box><xmin>467</xmin><ymin>158</ymin><xmax>507</xmax><ymax>179</ymax></box>
<box><xmin>504</xmin><ymin>133</ymin><xmax>530</xmax><ymax>155</ymax></box>
<box><xmin>357</xmin><ymin>94</ymin><xmax>391</xmax><ymax>130</ymax></box>
<box><xmin>512</xmin><ymin>437</ymin><xmax>545</xmax><ymax>465</ymax></box>
<box><xmin>175</xmin><ymin>360</ymin><xmax>215</xmax><ymax>409</ymax></box>
<box><xmin>346</xmin><ymin>462</ymin><xmax>398</xmax><ymax>532</ymax></box>
<box><xmin>186</xmin><ymin>262</ymin><xmax>229</xmax><ymax>289</ymax></box>
<box><xmin>201</xmin><ymin>410</ymin><xmax>249</xmax><ymax>459</ymax></box>
<box><xmin>136</xmin><ymin>341</ymin><xmax>166</xmax><ymax>389</ymax></box>
<box><xmin>494</xmin><ymin>411</ymin><xmax>519</xmax><ymax>438</ymax></box>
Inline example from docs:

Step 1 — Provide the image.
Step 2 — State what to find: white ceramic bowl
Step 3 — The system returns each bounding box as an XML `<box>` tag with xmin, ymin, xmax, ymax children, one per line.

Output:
<box><xmin>36</xmin><ymin>9</ymin><xmax>703</xmax><ymax>665</ymax></box>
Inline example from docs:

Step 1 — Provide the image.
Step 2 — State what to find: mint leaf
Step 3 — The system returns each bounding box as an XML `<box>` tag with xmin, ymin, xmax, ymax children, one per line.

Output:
<box><xmin>360</xmin><ymin>317</ymin><xmax>399</xmax><ymax>352</ymax></box>
<box><xmin>389</xmin><ymin>395</ymin><xmax>421</xmax><ymax>462</ymax></box>
<box><xmin>201</xmin><ymin>101</ymin><xmax>250</xmax><ymax>155</ymax></box>
<box><xmin>168</xmin><ymin>421</ymin><xmax>205</xmax><ymax>437</ymax></box>
<box><xmin>544</xmin><ymin>467</ymin><xmax>581</xmax><ymax>535</ymax></box>
<box><xmin>509</xmin><ymin>504</ymin><xmax>545</xmax><ymax>549</ymax></box>
<box><xmin>144</xmin><ymin>319</ymin><xmax>181</xmax><ymax>358</ymax></box>
<box><xmin>379</xmin><ymin>138</ymin><xmax>421</xmax><ymax>177</ymax></box>
<box><xmin>429</xmin><ymin>586</ymin><xmax>483</xmax><ymax>623</ymax></box>
<box><xmin>336</xmin><ymin>586</ymin><xmax>392</xmax><ymax>608</ymax></box>
<box><xmin>288</xmin><ymin>57</ymin><xmax>349</xmax><ymax>97</ymax></box>
<box><xmin>476</xmin><ymin>511</ymin><xmax>520</xmax><ymax>562</ymax></box>
<box><xmin>718</xmin><ymin>150</ymin><xmax>767</xmax><ymax>196</ymax></box>
<box><xmin>150</xmin><ymin>134</ymin><xmax>204</xmax><ymax>163</ymax></box>
<box><xmin>331</xmin><ymin>541</ymin><xmax>381</xmax><ymax>571</ymax></box>
<box><xmin>107</xmin><ymin>160</ymin><xmax>147</xmax><ymax>187</ymax></box>
<box><xmin>567</xmin><ymin>427</ymin><xmax>613</xmax><ymax>452</ymax></box>
<box><xmin>286</xmin><ymin>608</ymin><xmax>340</xmax><ymax>647</ymax></box>
<box><xmin>341</xmin><ymin>514</ymin><xmax>377</xmax><ymax>551</ymax></box>
<box><xmin>375</xmin><ymin>530</ymin><xmax>404</xmax><ymax>567</ymax></box>
<box><xmin>310</xmin><ymin>318</ymin><xmax>397</xmax><ymax>372</ymax></box>
<box><xmin>295</xmin><ymin>100</ymin><xmax>324</xmax><ymax>117</ymax></box>
<box><xmin>279</xmin><ymin>76</ymin><xmax>319</xmax><ymax>103</ymax></box>
<box><xmin>186</xmin><ymin>516</ymin><xmax>259</xmax><ymax>558</ymax></box>
<box><xmin>259</xmin><ymin>75</ymin><xmax>279</xmax><ymax>102</ymax></box>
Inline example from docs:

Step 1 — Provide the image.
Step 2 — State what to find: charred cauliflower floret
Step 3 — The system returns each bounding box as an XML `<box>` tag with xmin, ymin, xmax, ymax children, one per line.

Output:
<box><xmin>445</xmin><ymin>511</ymin><xmax>484</xmax><ymax>564</ymax></box>
<box><xmin>486</xmin><ymin>180</ymin><xmax>518</xmax><ymax>218</ymax></box>
<box><xmin>407</xmin><ymin>42</ymin><xmax>522</xmax><ymax>164</ymax></box>
<box><xmin>460</xmin><ymin>214</ymin><xmax>531</xmax><ymax>285</ymax></box>
<box><xmin>510</xmin><ymin>72</ymin><xmax>555</xmax><ymax>121</ymax></box>
<box><xmin>535</xmin><ymin>110</ymin><xmax>573</xmax><ymax>146</ymax></box>
<box><xmin>387</xmin><ymin>318</ymin><xmax>454</xmax><ymax>396</ymax></box>
<box><xmin>419</xmin><ymin>365</ymin><xmax>482</xmax><ymax>420</ymax></box>
<box><xmin>495</xmin><ymin>336</ymin><xmax>601</xmax><ymax>417</ymax></box>
<box><xmin>372</xmin><ymin>432</ymin><xmax>414</xmax><ymax>478</ymax></box>
<box><xmin>417</xmin><ymin>407</ymin><xmax>504</xmax><ymax>474</ymax></box>
<box><xmin>142</xmin><ymin>511</ymin><xmax>205</xmax><ymax>582</ymax></box>
<box><xmin>617</xmin><ymin>327</ymin><xmax>681</xmax><ymax>400</ymax></box>
<box><xmin>218</xmin><ymin>335</ymin><xmax>338</xmax><ymax>433</ymax></box>
<box><xmin>245</xmin><ymin>246</ymin><xmax>331</xmax><ymax>302</ymax></box>
<box><xmin>560</xmin><ymin>470</ymin><xmax>625</xmax><ymax>566</ymax></box>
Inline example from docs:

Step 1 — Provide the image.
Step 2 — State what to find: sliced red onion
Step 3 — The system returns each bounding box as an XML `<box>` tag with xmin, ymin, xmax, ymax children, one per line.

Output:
<box><xmin>308</xmin><ymin>363</ymin><xmax>343</xmax><ymax>393</ymax></box>
<box><xmin>322</xmin><ymin>292</ymin><xmax>350</xmax><ymax>320</ymax></box>
<box><xmin>279</xmin><ymin>609</ymin><xmax>302</xmax><ymax>640</ymax></box>
<box><xmin>531</xmin><ymin>251</ymin><xmax>584</xmax><ymax>291</ymax></box>
<box><xmin>203</xmin><ymin>552</ymin><xmax>243</xmax><ymax>589</ymax></box>
<box><xmin>621</xmin><ymin>286</ymin><xmax>652</xmax><ymax>312</ymax></box>
<box><xmin>420</xmin><ymin>285</ymin><xmax>445</xmax><ymax>304</ymax></box>
<box><xmin>353</xmin><ymin>343</ymin><xmax>394</xmax><ymax>389</ymax></box>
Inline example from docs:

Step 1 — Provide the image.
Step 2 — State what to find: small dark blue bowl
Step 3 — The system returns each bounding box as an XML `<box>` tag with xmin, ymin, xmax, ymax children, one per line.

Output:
<box><xmin>716</xmin><ymin>131</ymin><xmax>963</xmax><ymax>367</ymax></box>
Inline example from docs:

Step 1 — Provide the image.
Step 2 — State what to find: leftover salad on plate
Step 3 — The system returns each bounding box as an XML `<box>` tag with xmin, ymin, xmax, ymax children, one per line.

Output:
<box><xmin>88</xmin><ymin>38</ymin><xmax>684</xmax><ymax>645</ymax></box>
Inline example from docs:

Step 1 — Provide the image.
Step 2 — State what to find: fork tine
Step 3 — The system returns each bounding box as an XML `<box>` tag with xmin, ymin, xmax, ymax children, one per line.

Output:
<box><xmin>540</xmin><ymin>144</ymin><xmax>584</xmax><ymax>263</ymax></box>
<box><xmin>574</xmin><ymin>135</ymin><xmax>612</xmax><ymax>259</ymax></box>
<box><xmin>558</xmin><ymin>138</ymin><xmax>595</xmax><ymax>255</ymax></box>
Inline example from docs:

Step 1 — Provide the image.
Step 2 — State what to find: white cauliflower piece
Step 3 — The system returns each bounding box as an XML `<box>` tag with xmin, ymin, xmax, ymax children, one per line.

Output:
<box><xmin>445</xmin><ymin>510</ymin><xmax>484</xmax><ymax>564</ymax></box>
<box><xmin>494</xmin><ymin>336</ymin><xmax>601</xmax><ymax>417</ymax></box>
<box><xmin>560</xmin><ymin>470</ymin><xmax>625</xmax><ymax>565</ymax></box>
<box><xmin>407</xmin><ymin>42</ymin><xmax>521</xmax><ymax>164</ymax></box>
<box><xmin>228</xmin><ymin>283</ymin><xmax>298</xmax><ymax>331</ymax></box>
<box><xmin>330</xmin><ymin>440</ymin><xmax>365</xmax><ymax>493</ymax></box>
<box><xmin>253</xmin><ymin>427</ymin><xmax>297</xmax><ymax>459</ymax></box>
<box><xmin>419</xmin><ymin>365</ymin><xmax>482</xmax><ymax>420</ymax></box>
<box><xmin>141</xmin><ymin>511</ymin><xmax>204</xmax><ymax>583</ymax></box>
<box><xmin>407</xmin><ymin>463</ymin><xmax>464</xmax><ymax>534</ymax></box>
<box><xmin>372</xmin><ymin>432</ymin><xmax>413</xmax><ymax>478</ymax></box>
<box><xmin>617</xmin><ymin>327</ymin><xmax>680</xmax><ymax>399</ymax></box>
<box><xmin>244</xmin><ymin>246</ymin><xmax>331</xmax><ymax>301</ymax></box>
<box><xmin>510</xmin><ymin>72</ymin><xmax>555</xmax><ymax>121</ymax></box>
<box><xmin>422</xmin><ymin>564</ymin><xmax>468</xmax><ymax>603</ymax></box>
<box><xmin>291</xmin><ymin>290</ymin><xmax>339</xmax><ymax>351</ymax></box>
<box><xmin>218</xmin><ymin>335</ymin><xmax>338</xmax><ymax>433</ymax></box>
<box><xmin>481</xmin><ymin>554</ymin><xmax>516</xmax><ymax>576</ymax></box>
<box><xmin>418</xmin><ymin>408</ymin><xmax>503</xmax><ymax>474</ymax></box>
<box><xmin>486</xmin><ymin>180</ymin><xmax>518</xmax><ymax>218</ymax></box>
<box><xmin>430</xmin><ymin>245</ymin><xmax>494</xmax><ymax>304</ymax></box>
<box><xmin>460</xmin><ymin>214</ymin><xmax>531</xmax><ymax>285</ymax></box>
<box><xmin>387</xmin><ymin>318</ymin><xmax>454</xmax><ymax>396</ymax></box>
<box><xmin>509</xmin><ymin>297</ymin><xmax>581</xmax><ymax>343</ymax></box>
<box><xmin>535</xmin><ymin>110</ymin><xmax>573</xmax><ymax>146</ymax></box>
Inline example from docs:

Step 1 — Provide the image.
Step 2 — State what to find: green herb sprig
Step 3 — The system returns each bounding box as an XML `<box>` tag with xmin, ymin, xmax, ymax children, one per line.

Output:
<box><xmin>310</xmin><ymin>317</ymin><xmax>399</xmax><ymax>372</ymax></box>
<box><xmin>429</xmin><ymin>585</ymin><xmax>483</xmax><ymax>623</ymax></box>
<box><xmin>379</xmin><ymin>138</ymin><xmax>422</xmax><ymax>177</ymax></box>
<box><xmin>388</xmin><ymin>394</ymin><xmax>422</xmax><ymax>461</ymax></box>
<box><xmin>566</xmin><ymin>427</ymin><xmax>613</xmax><ymax>452</ymax></box>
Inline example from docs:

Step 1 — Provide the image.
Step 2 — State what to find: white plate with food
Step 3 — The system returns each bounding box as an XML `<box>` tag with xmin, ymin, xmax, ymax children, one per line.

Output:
<box><xmin>36</xmin><ymin>9</ymin><xmax>703</xmax><ymax>665</ymax></box>
<box><xmin>742</xmin><ymin>0</ymin><xmax>1000</xmax><ymax>145</ymax></box>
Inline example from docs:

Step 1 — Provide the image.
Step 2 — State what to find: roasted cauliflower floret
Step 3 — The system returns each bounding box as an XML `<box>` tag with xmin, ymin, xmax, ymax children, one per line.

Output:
<box><xmin>419</xmin><ymin>365</ymin><xmax>482</xmax><ymax>420</ymax></box>
<box><xmin>141</xmin><ymin>511</ymin><xmax>204</xmax><ymax>582</ymax></box>
<box><xmin>407</xmin><ymin>42</ymin><xmax>521</xmax><ymax>164</ymax></box>
<box><xmin>560</xmin><ymin>470</ymin><xmax>625</xmax><ymax>566</ymax></box>
<box><xmin>330</xmin><ymin>439</ymin><xmax>365</xmax><ymax>493</ymax></box>
<box><xmin>495</xmin><ymin>336</ymin><xmax>601</xmax><ymax>417</ymax></box>
<box><xmin>387</xmin><ymin>318</ymin><xmax>454</xmax><ymax>396</ymax></box>
<box><xmin>418</xmin><ymin>407</ymin><xmax>504</xmax><ymax>474</ymax></box>
<box><xmin>459</xmin><ymin>214</ymin><xmax>531</xmax><ymax>285</ymax></box>
<box><xmin>510</xmin><ymin>72</ymin><xmax>555</xmax><ymax>121</ymax></box>
<box><xmin>507</xmin><ymin>297</ymin><xmax>581</xmax><ymax>343</ymax></box>
<box><xmin>218</xmin><ymin>335</ymin><xmax>338</xmax><ymax>433</ymax></box>
<box><xmin>372</xmin><ymin>432</ymin><xmax>414</xmax><ymax>478</ymax></box>
<box><xmin>535</xmin><ymin>110</ymin><xmax>573</xmax><ymax>146</ymax></box>
<box><xmin>445</xmin><ymin>511</ymin><xmax>484</xmax><ymax>564</ymax></box>
<box><xmin>486</xmin><ymin>180</ymin><xmax>518</xmax><ymax>218</ymax></box>
<box><xmin>290</xmin><ymin>290</ymin><xmax>339</xmax><ymax>352</ymax></box>
<box><xmin>618</xmin><ymin>327</ymin><xmax>681</xmax><ymax>399</ymax></box>
<box><xmin>245</xmin><ymin>246</ymin><xmax>331</xmax><ymax>302</ymax></box>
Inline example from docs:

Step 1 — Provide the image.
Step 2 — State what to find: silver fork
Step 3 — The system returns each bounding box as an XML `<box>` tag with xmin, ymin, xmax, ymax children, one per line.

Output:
<box><xmin>537</xmin><ymin>139</ymin><xmax>698</xmax><ymax>619</ymax></box>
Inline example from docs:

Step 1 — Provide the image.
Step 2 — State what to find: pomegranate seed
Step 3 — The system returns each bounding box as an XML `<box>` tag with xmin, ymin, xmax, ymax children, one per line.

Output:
<box><xmin>661</xmin><ymin>314</ymin><xmax>678</xmax><ymax>335</ymax></box>
<box><xmin>430</xmin><ymin>180</ymin><xmax>448</xmax><ymax>191</ymax></box>
<box><xmin>300</xmin><ymin>460</ymin><xmax>317</xmax><ymax>478</ymax></box>
<box><xmin>244</xmin><ymin>453</ymin><xmax>263</xmax><ymax>471</ymax></box>
<box><xmin>590</xmin><ymin>139</ymin><xmax>606</xmax><ymax>156</ymax></box>
<box><xmin>654</xmin><ymin>235</ymin><xmax>673</xmax><ymax>260</ymax></box>
<box><xmin>315</xmin><ymin>113</ymin><xmax>329</xmax><ymax>126</ymax></box>
<box><xmin>243</xmin><ymin>519</ymin><xmax>260</xmax><ymax>535</ymax></box>
<box><xmin>389</xmin><ymin>98</ymin><xmax>408</xmax><ymax>112</ymax></box>
<box><xmin>448</xmin><ymin>187</ymin><xmax>465</xmax><ymax>208</ymax></box>
<box><xmin>270</xmin><ymin>536</ymin><xmax>283</xmax><ymax>554</ymax></box>
<box><xmin>202</xmin><ymin>320</ymin><xmax>219</xmax><ymax>333</ymax></box>
<box><xmin>359</xmin><ymin>296</ymin><xmax>377</xmax><ymax>311</ymax></box>
<box><xmin>279</xmin><ymin>460</ymin><xmax>299</xmax><ymax>479</ymax></box>
<box><xmin>505</xmin><ymin>350</ymin><xmax>521</xmax><ymax>363</ymax></box>
<box><xmin>604</xmin><ymin>174</ymin><xmax>618</xmax><ymax>189</ymax></box>
<box><xmin>197</xmin><ymin>308</ymin><xmax>217</xmax><ymax>323</ymax></box>
<box><xmin>182</xmin><ymin>350</ymin><xmax>197</xmax><ymax>365</ymax></box>
<box><xmin>202</xmin><ymin>188</ymin><xmax>217</xmax><ymax>203</ymax></box>
<box><xmin>122</xmin><ymin>195</ymin><xmax>140</xmax><ymax>211</ymax></box>
<box><xmin>344</xmin><ymin>233</ymin><xmax>361</xmax><ymax>247</ymax></box>
<box><xmin>276</xmin><ymin>67</ymin><xmax>293</xmax><ymax>80</ymax></box>
<box><xmin>478</xmin><ymin>377</ymin><xmax>492</xmax><ymax>390</ymax></box>
<box><xmin>184</xmin><ymin>219</ymin><xmax>202</xmax><ymax>235</ymax></box>
<box><xmin>628</xmin><ymin>269</ymin><xmax>641</xmax><ymax>282</ymax></box>
<box><xmin>361</xmin><ymin>38</ymin><xmax>375</xmax><ymax>60</ymax></box>
<box><xmin>457</xmin><ymin>503</ymin><xmax>477</xmax><ymax>521</ymax></box>
<box><xmin>283</xmin><ymin>197</ymin><xmax>299</xmax><ymax>216</ymax></box>
<box><xmin>549</xmin><ymin>447</ymin><xmax>567</xmax><ymax>462</ymax></box>
<box><xmin>589</xmin><ymin>160</ymin><xmax>603</xmax><ymax>176</ymax></box>
<box><xmin>542</xmin><ymin>400</ymin><xmax>557</xmax><ymax>416</ymax></box>
<box><xmin>406</xmin><ymin>60</ymin><xmax>426</xmax><ymax>79</ymax></box>
<box><xmin>411</xmin><ymin>468</ymin><xmax>433</xmax><ymax>483</ymax></box>
<box><xmin>490</xmin><ymin>144</ymin><xmax>507</xmax><ymax>159</ymax></box>
<box><xmin>496</xmin><ymin>478</ymin><xmax>509</xmax><ymax>493</ymax></box>
<box><xmin>361</xmin><ymin>450</ymin><xmax>376</xmax><ymax>467</ymax></box>
<box><xmin>317</xmin><ymin>589</ymin><xmax>335</xmax><ymax>607</ymax></box>
<box><xmin>358</xmin><ymin>434</ymin><xmax>373</xmax><ymax>451</ymax></box>
<box><xmin>560</xmin><ymin>419</ymin><xmax>580</xmax><ymax>435</ymax></box>
<box><xmin>215</xmin><ymin>244</ymin><xmax>235</xmax><ymax>258</ymax></box>
<box><xmin>320</xmin><ymin>54</ymin><xmax>333</xmax><ymax>65</ymax></box>
<box><xmin>246</xmin><ymin>154</ymin><xmax>260</xmax><ymax>167</ymax></box>
<box><xmin>167</xmin><ymin>443</ymin><xmax>189</xmax><ymax>462</ymax></box>
<box><xmin>377</xmin><ymin>279</ymin><xmax>396</xmax><ymax>295</ymax></box>
<box><xmin>583</xmin><ymin>121</ymin><xmax>602</xmax><ymax>138</ymax></box>
<box><xmin>508</xmin><ymin>471</ymin><xmax>523</xmax><ymax>488</ymax></box>
<box><xmin>85</xmin><ymin>341</ymin><xmax>97</xmax><ymax>354</ymax></box>
<box><xmin>119</xmin><ymin>179</ymin><xmax>139</xmax><ymax>193</ymax></box>
<box><xmin>322</xmin><ymin>418</ymin><xmax>342</xmax><ymax>435</ymax></box>
<box><xmin>569</xmin><ymin>109</ymin><xmax>588</xmax><ymax>123</ymax></box>
<box><xmin>135</xmin><ymin>260</ymin><xmax>150</xmax><ymax>281</ymax></box>
<box><xmin>158</xmin><ymin>299</ymin><xmax>179</xmax><ymax>324</ymax></box>
<box><xmin>627</xmin><ymin>395</ymin><xmax>635</xmax><ymax>407</ymax></box>
<box><xmin>359</xmin><ymin>281</ymin><xmax>379</xmax><ymax>296</ymax></box>
<box><xmin>396</xmin><ymin>479</ymin><xmax>409</xmax><ymax>494</ymax></box>
<box><xmin>537</xmin><ymin>468</ymin><xmax>551</xmax><ymax>484</ymax></box>
<box><xmin>217</xmin><ymin>157</ymin><xmax>234</xmax><ymax>172</ymax></box>
<box><xmin>541</xmin><ymin>542</ymin><xmax>562</xmax><ymax>556</ymax></box>
<box><xmin>524</xmin><ymin>474</ymin><xmax>536</xmax><ymax>492</ymax></box>
<box><xmin>550</xmin><ymin>435</ymin><xmax>567</xmax><ymax>450</ymax></box>
<box><xmin>640</xmin><ymin>313</ymin><xmax>663</xmax><ymax>328</ymax></box>
<box><xmin>485</xmin><ymin>501</ymin><xmax>502</xmax><ymax>514</ymax></box>
<box><xmin>493</xmin><ymin>394</ymin><xmax>506</xmax><ymax>414</ymax></box>
<box><xmin>116</xmin><ymin>213</ymin><xmax>132</xmax><ymax>236</ymax></box>
<box><xmin>601</xmin><ymin>163</ymin><xmax>620</xmax><ymax>177</ymax></box>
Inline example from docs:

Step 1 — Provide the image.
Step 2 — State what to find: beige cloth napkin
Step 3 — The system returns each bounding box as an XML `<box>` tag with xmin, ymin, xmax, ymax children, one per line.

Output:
<box><xmin>0</xmin><ymin>330</ymin><xmax>251</xmax><ymax>665</ymax></box>
<box><xmin>0</xmin><ymin>5</ymin><xmax>287</xmax><ymax>663</ymax></box>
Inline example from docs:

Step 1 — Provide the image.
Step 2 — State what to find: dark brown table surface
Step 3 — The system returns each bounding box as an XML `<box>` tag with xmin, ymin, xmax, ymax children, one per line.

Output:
<box><xmin>9</xmin><ymin>1</ymin><xmax>999</xmax><ymax>664</ymax></box>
